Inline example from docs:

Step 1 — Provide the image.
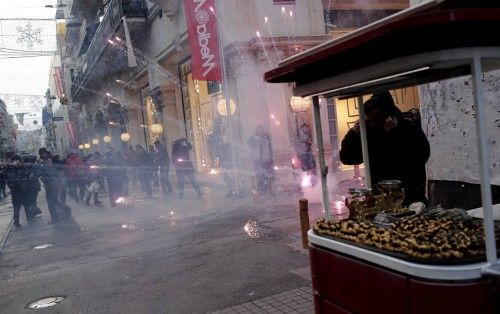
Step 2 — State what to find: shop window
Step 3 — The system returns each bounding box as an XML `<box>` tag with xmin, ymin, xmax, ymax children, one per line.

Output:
<box><xmin>326</xmin><ymin>97</ymin><xmax>338</xmax><ymax>148</ymax></box>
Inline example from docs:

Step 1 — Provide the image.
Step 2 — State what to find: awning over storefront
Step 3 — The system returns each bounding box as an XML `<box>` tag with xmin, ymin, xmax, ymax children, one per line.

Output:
<box><xmin>264</xmin><ymin>0</ymin><xmax>500</xmax><ymax>98</ymax></box>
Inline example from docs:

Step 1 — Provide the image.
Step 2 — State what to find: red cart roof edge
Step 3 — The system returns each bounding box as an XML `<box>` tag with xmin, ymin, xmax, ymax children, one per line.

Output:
<box><xmin>264</xmin><ymin>0</ymin><xmax>500</xmax><ymax>85</ymax></box>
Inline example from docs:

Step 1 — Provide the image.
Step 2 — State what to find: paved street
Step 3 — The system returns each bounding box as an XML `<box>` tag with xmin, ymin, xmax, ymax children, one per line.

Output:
<box><xmin>0</xmin><ymin>175</ymin><xmax>323</xmax><ymax>313</ymax></box>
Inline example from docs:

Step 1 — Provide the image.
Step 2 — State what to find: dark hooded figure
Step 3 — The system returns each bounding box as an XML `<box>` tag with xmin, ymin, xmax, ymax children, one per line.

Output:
<box><xmin>5</xmin><ymin>155</ymin><xmax>32</xmax><ymax>227</ymax></box>
<box><xmin>38</xmin><ymin>148</ymin><xmax>72</xmax><ymax>224</ymax></box>
<box><xmin>103</xmin><ymin>150</ymin><xmax>125</xmax><ymax>207</ymax></box>
<box><xmin>0</xmin><ymin>165</ymin><xmax>7</xmax><ymax>200</ymax></box>
<box><xmin>22</xmin><ymin>154</ymin><xmax>42</xmax><ymax>218</ymax></box>
<box><xmin>135</xmin><ymin>145</ymin><xmax>154</xmax><ymax>199</ymax></box>
<box><xmin>172</xmin><ymin>138</ymin><xmax>202</xmax><ymax>198</ymax></box>
<box><xmin>339</xmin><ymin>92</ymin><xmax>430</xmax><ymax>206</ymax></box>
<box><xmin>154</xmin><ymin>140</ymin><xmax>173</xmax><ymax>197</ymax></box>
<box><xmin>248</xmin><ymin>126</ymin><xmax>274</xmax><ymax>195</ymax></box>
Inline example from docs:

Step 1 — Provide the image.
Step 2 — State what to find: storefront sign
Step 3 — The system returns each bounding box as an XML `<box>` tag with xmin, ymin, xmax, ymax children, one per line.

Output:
<box><xmin>53</xmin><ymin>67</ymin><xmax>65</xmax><ymax>100</ymax></box>
<box><xmin>66</xmin><ymin>121</ymin><xmax>78</xmax><ymax>148</ymax></box>
<box><xmin>183</xmin><ymin>0</ymin><xmax>223</xmax><ymax>82</ymax></box>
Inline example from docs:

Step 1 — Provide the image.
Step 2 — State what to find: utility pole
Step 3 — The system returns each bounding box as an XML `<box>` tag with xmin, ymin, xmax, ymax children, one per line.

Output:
<box><xmin>45</xmin><ymin>89</ymin><xmax>58</xmax><ymax>152</ymax></box>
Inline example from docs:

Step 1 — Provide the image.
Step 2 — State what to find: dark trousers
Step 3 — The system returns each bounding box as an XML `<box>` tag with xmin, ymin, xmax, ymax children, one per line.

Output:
<box><xmin>11</xmin><ymin>189</ymin><xmax>30</xmax><ymax>224</ymax></box>
<box><xmin>25</xmin><ymin>190</ymin><xmax>39</xmax><ymax>213</ymax></box>
<box><xmin>222</xmin><ymin>168</ymin><xmax>236</xmax><ymax>194</ymax></box>
<box><xmin>123</xmin><ymin>174</ymin><xmax>130</xmax><ymax>196</ymax></box>
<box><xmin>45</xmin><ymin>185</ymin><xmax>71</xmax><ymax>221</ymax></box>
<box><xmin>255</xmin><ymin>165</ymin><xmax>273</xmax><ymax>194</ymax></box>
<box><xmin>68</xmin><ymin>179</ymin><xmax>85</xmax><ymax>201</ymax></box>
<box><xmin>77</xmin><ymin>181</ymin><xmax>86</xmax><ymax>201</ymax></box>
<box><xmin>107</xmin><ymin>179</ymin><xmax>123</xmax><ymax>206</ymax></box>
<box><xmin>159</xmin><ymin>166</ymin><xmax>172</xmax><ymax>195</ymax></box>
<box><xmin>139</xmin><ymin>169</ymin><xmax>153</xmax><ymax>197</ymax></box>
<box><xmin>85</xmin><ymin>192</ymin><xmax>100</xmax><ymax>205</ymax></box>
<box><xmin>59</xmin><ymin>185</ymin><xmax>67</xmax><ymax>204</ymax></box>
<box><xmin>139</xmin><ymin>177</ymin><xmax>152</xmax><ymax>197</ymax></box>
<box><xmin>0</xmin><ymin>181</ymin><xmax>6</xmax><ymax>199</ymax></box>
<box><xmin>176</xmin><ymin>169</ymin><xmax>201</xmax><ymax>196</ymax></box>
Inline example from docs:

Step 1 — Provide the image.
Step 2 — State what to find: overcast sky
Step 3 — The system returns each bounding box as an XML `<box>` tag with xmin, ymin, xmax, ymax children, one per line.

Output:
<box><xmin>0</xmin><ymin>0</ymin><xmax>57</xmax><ymax>96</ymax></box>
<box><xmin>0</xmin><ymin>1</ymin><xmax>58</xmax><ymax>131</ymax></box>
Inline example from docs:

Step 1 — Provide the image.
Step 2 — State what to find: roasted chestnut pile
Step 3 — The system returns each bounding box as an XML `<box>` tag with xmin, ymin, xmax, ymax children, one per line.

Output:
<box><xmin>314</xmin><ymin>216</ymin><xmax>495</xmax><ymax>259</ymax></box>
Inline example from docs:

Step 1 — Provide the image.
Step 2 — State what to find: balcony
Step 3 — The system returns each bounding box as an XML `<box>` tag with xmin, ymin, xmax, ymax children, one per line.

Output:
<box><xmin>75</xmin><ymin>20</ymin><xmax>100</xmax><ymax>57</ymax></box>
<box><xmin>69</xmin><ymin>0</ymin><xmax>101</xmax><ymax>17</ymax></box>
<box><xmin>71</xmin><ymin>0</ymin><xmax>147</xmax><ymax>101</ymax></box>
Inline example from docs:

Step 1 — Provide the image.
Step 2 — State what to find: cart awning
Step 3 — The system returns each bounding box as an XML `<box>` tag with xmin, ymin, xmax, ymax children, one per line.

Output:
<box><xmin>264</xmin><ymin>0</ymin><xmax>500</xmax><ymax>98</ymax></box>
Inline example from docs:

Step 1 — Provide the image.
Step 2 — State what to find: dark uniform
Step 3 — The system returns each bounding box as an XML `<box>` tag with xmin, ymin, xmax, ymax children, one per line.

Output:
<box><xmin>38</xmin><ymin>148</ymin><xmax>71</xmax><ymax>223</ymax></box>
<box><xmin>5</xmin><ymin>156</ymin><xmax>32</xmax><ymax>226</ymax></box>
<box><xmin>103</xmin><ymin>151</ymin><xmax>125</xmax><ymax>206</ymax></box>
<box><xmin>154</xmin><ymin>141</ymin><xmax>173</xmax><ymax>197</ymax></box>
<box><xmin>172</xmin><ymin>138</ymin><xmax>202</xmax><ymax>198</ymax></box>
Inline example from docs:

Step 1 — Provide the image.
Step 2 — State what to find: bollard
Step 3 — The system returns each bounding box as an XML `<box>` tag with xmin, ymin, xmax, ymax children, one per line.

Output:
<box><xmin>299</xmin><ymin>198</ymin><xmax>310</xmax><ymax>249</ymax></box>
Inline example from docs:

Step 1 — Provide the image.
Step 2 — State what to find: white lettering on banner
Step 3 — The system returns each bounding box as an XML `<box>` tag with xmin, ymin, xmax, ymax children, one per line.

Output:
<box><xmin>194</xmin><ymin>0</ymin><xmax>207</xmax><ymax>12</ymax></box>
<box><xmin>193</xmin><ymin>0</ymin><xmax>215</xmax><ymax>78</ymax></box>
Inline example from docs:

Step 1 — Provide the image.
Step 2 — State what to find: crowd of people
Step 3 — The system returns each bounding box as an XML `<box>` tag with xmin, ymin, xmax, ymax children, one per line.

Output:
<box><xmin>0</xmin><ymin>91</ymin><xmax>432</xmax><ymax>228</ymax></box>
<box><xmin>1</xmin><ymin>138</ymin><xmax>205</xmax><ymax>227</ymax></box>
<box><xmin>0</xmin><ymin>124</ymin><xmax>295</xmax><ymax>228</ymax></box>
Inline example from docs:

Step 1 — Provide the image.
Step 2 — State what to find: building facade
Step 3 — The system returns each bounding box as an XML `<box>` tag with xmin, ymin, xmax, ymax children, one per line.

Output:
<box><xmin>60</xmin><ymin>0</ymin><xmax>414</xmax><ymax>175</ymax></box>
<box><xmin>48</xmin><ymin>20</ymin><xmax>72</xmax><ymax>157</ymax></box>
<box><xmin>0</xmin><ymin>99</ymin><xmax>17</xmax><ymax>158</ymax></box>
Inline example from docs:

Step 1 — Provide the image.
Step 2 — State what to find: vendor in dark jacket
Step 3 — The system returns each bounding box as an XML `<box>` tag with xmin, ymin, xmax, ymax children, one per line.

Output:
<box><xmin>339</xmin><ymin>92</ymin><xmax>430</xmax><ymax>206</ymax></box>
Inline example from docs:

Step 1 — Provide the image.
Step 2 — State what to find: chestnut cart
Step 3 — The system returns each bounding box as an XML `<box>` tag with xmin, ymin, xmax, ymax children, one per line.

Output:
<box><xmin>265</xmin><ymin>0</ymin><xmax>500</xmax><ymax>313</ymax></box>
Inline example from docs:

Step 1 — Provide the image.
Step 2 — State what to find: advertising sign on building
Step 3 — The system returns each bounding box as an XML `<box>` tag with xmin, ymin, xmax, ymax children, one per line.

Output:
<box><xmin>53</xmin><ymin>67</ymin><xmax>65</xmax><ymax>99</ymax></box>
<box><xmin>183</xmin><ymin>0</ymin><xmax>223</xmax><ymax>82</ymax></box>
<box><xmin>66</xmin><ymin>121</ymin><xmax>77</xmax><ymax>147</ymax></box>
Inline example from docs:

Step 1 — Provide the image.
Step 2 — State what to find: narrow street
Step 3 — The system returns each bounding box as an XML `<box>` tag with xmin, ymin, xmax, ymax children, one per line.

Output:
<box><xmin>0</xmin><ymin>179</ymin><xmax>320</xmax><ymax>313</ymax></box>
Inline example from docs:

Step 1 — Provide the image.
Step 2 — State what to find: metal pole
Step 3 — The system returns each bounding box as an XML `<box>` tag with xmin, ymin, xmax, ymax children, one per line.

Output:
<box><xmin>312</xmin><ymin>96</ymin><xmax>331</xmax><ymax>220</ymax></box>
<box><xmin>357</xmin><ymin>96</ymin><xmax>371</xmax><ymax>188</ymax></box>
<box><xmin>139</xmin><ymin>90</ymin><xmax>148</xmax><ymax>147</ymax></box>
<box><xmin>216</xmin><ymin>0</ymin><xmax>239</xmax><ymax>192</ymax></box>
<box><xmin>471</xmin><ymin>55</ymin><xmax>497</xmax><ymax>264</ymax></box>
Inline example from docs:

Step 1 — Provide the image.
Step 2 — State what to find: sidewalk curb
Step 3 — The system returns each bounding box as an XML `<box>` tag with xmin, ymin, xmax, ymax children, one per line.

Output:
<box><xmin>0</xmin><ymin>215</ymin><xmax>13</xmax><ymax>254</ymax></box>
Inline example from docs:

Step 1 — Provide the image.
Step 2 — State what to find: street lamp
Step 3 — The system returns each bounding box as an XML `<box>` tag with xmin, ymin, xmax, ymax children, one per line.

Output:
<box><xmin>84</xmin><ymin>143</ymin><xmax>91</xmax><ymax>149</ymax></box>
<box><xmin>103</xmin><ymin>135</ymin><xmax>111</xmax><ymax>143</ymax></box>
<box><xmin>120</xmin><ymin>133</ymin><xmax>130</xmax><ymax>142</ymax></box>
<box><xmin>217</xmin><ymin>98</ymin><xmax>236</xmax><ymax>116</ymax></box>
<box><xmin>78</xmin><ymin>144</ymin><xmax>84</xmax><ymax>150</ymax></box>
<box><xmin>290</xmin><ymin>96</ymin><xmax>313</xmax><ymax>113</ymax></box>
<box><xmin>92</xmin><ymin>138</ymin><xmax>99</xmax><ymax>145</ymax></box>
<box><xmin>150</xmin><ymin>123</ymin><xmax>163</xmax><ymax>136</ymax></box>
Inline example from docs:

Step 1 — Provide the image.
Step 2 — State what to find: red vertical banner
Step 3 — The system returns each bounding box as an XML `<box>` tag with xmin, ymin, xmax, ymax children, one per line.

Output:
<box><xmin>53</xmin><ymin>67</ymin><xmax>65</xmax><ymax>99</ymax></box>
<box><xmin>66</xmin><ymin>122</ymin><xmax>78</xmax><ymax>148</ymax></box>
<box><xmin>183</xmin><ymin>0</ymin><xmax>223</xmax><ymax>82</ymax></box>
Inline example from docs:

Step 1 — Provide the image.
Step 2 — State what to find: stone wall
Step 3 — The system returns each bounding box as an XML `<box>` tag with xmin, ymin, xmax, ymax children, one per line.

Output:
<box><xmin>419</xmin><ymin>71</ymin><xmax>500</xmax><ymax>185</ymax></box>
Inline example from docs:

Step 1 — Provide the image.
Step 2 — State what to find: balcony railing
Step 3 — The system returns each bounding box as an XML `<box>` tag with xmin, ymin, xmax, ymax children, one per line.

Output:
<box><xmin>71</xmin><ymin>0</ymin><xmax>146</xmax><ymax>100</ymax></box>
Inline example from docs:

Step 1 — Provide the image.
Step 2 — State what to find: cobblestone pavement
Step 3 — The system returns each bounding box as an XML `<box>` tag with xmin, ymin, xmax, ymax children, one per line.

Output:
<box><xmin>211</xmin><ymin>286</ymin><xmax>313</xmax><ymax>314</ymax></box>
